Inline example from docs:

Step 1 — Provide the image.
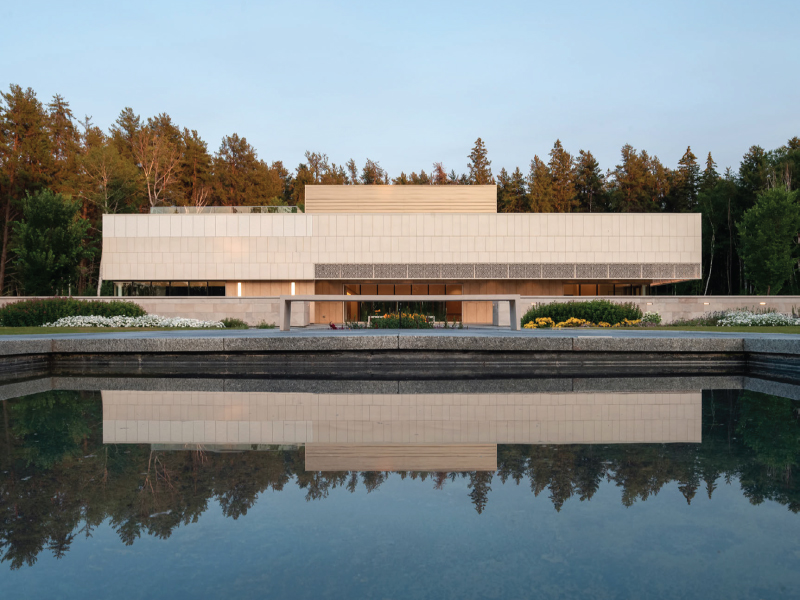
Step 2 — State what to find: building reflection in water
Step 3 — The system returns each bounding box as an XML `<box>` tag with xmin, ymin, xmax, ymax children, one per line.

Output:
<box><xmin>4</xmin><ymin>381</ymin><xmax>800</xmax><ymax>571</ymax></box>
<box><xmin>102</xmin><ymin>390</ymin><xmax>701</xmax><ymax>471</ymax></box>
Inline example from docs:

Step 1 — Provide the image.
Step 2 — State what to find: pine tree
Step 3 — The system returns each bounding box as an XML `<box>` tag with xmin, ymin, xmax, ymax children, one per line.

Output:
<box><xmin>508</xmin><ymin>167</ymin><xmax>528</xmax><ymax>212</ymax></box>
<box><xmin>109</xmin><ymin>107</ymin><xmax>141</xmax><ymax>161</ymax></box>
<box><xmin>497</xmin><ymin>167</ymin><xmax>529</xmax><ymax>212</ymax></box>
<box><xmin>320</xmin><ymin>162</ymin><xmax>348</xmax><ymax>185</ymax></box>
<box><xmin>177</xmin><ymin>129</ymin><xmax>212</xmax><ymax>208</ymax></box>
<box><xmin>528</xmin><ymin>156</ymin><xmax>554</xmax><ymax>212</ymax></box>
<box><xmin>608</xmin><ymin>144</ymin><xmax>658</xmax><ymax>212</ymax></box>
<box><xmin>360</xmin><ymin>159</ymin><xmax>386</xmax><ymax>184</ymax></box>
<box><xmin>738</xmin><ymin>146</ymin><xmax>769</xmax><ymax>199</ymax></box>
<box><xmin>345</xmin><ymin>159</ymin><xmax>358</xmax><ymax>184</ymax></box>
<box><xmin>0</xmin><ymin>85</ymin><xmax>53</xmax><ymax>293</ymax></box>
<box><xmin>548</xmin><ymin>139</ymin><xmax>576</xmax><ymax>212</ymax></box>
<box><xmin>270</xmin><ymin>160</ymin><xmax>293</xmax><ymax>200</ymax></box>
<box><xmin>410</xmin><ymin>170</ymin><xmax>430</xmax><ymax>185</ymax></box>
<box><xmin>304</xmin><ymin>151</ymin><xmax>328</xmax><ymax>183</ymax></box>
<box><xmin>768</xmin><ymin>137</ymin><xmax>800</xmax><ymax>190</ymax></box>
<box><xmin>496</xmin><ymin>167</ymin><xmax>511</xmax><ymax>211</ymax></box>
<box><xmin>392</xmin><ymin>172</ymin><xmax>409</xmax><ymax>185</ymax></box>
<box><xmin>649</xmin><ymin>154</ymin><xmax>671</xmax><ymax>210</ymax></box>
<box><xmin>467</xmin><ymin>137</ymin><xmax>493</xmax><ymax>184</ymax></box>
<box><xmin>46</xmin><ymin>94</ymin><xmax>80</xmax><ymax>198</ymax></box>
<box><xmin>670</xmin><ymin>146</ymin><xmax>700</xmax><ymax>211</ymax></box>
<box><xmin>213</xmin><ymin>133</ymin><xmax>273</xmax><ymax>206</ymax></box>
<box><xmin>432</xmin><ymin>162</ymin><xmax>448</xmax><ymax>184</ymax></box>
<box><xmin>700</xmin><ymin>152</ymin><xmax>719</xmax><ymax>194</ymax></box>
<box><xmin>291</xmin><ymin>163</ymin><xmax>315</xmax><ymax>206</ymax></box>
<box><xmin>574</xmin><ymin>150</ymin><xmax>606</xmax><ymax>212</ymax></box>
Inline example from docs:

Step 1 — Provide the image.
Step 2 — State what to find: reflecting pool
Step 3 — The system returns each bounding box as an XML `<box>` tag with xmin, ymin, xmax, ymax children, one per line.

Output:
<box><xmin>1</xmin><ymin>377</ymin><xmax>800</xmax><ymax>598</ymax></box>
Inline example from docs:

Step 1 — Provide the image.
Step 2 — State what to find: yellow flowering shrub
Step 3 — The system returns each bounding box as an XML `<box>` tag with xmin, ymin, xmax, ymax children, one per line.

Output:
<box><xmin>612</xmin><ymin>318</ymin><xmax>642</xmax><ymax>328</ymax></box>
<box><xmin>523</xmin><ymin>315</ymin><xmax>643</xmax><ymax>330</ymax></box>
<box><xmin>523</xmin><ymin>317</ymin><xmax>556</xmax><ymax>329</ymax></box>
<box><xmin>553</xmin><ymin>317</ymin><xmax>588</xmax><ymax>328</ymax></box>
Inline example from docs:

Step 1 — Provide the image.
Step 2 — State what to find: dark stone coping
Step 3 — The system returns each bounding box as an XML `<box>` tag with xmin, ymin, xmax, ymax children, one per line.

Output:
<box><xmin>1</xmin><ymin>374</ymin><xmax>778</xmax><ymax>398</ymax></box>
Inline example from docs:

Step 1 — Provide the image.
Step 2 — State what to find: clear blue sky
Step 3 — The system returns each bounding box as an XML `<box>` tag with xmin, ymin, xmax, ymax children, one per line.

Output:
<box><xmin>2</xmin><ymin>0</ymin><xmax>798</xmax><ymax>177</ymax></box>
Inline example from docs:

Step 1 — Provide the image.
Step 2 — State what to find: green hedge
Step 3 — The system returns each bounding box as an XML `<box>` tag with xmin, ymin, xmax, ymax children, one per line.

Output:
<box><xmin>521</xmin><ymin>299</ymin><xmax>642</xmax><ymax>326</ymax></box>
<box><xmin>0</xmin><ymin>298</ymin><xmax>147</xmax><ymax>327</ymax></box>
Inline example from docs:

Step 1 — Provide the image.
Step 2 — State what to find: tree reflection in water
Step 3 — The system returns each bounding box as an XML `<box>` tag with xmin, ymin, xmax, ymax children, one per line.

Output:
<box><xmin>1</xmin><ymin>389</ymin><xmax>799</xmax><ymax>569</ymax></box>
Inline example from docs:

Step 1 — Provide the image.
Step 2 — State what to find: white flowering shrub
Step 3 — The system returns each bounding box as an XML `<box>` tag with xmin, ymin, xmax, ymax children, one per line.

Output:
<box><xmin>641</xmin><ymin>311</ymin><xmax>662</xmax><ymax>325</ymax></box>
<box><xmin>42</xmin><ymin>315</ymin><xmax>225</xmax><ymax>328</ymax></box>
<box><xmin>716</xmin><ymin>310</ymin><xmax>800</xmax><ymax>327</ymax></box>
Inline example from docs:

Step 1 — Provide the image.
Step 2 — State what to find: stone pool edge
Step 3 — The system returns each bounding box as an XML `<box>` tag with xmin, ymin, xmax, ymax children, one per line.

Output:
<box><xmin>0</xmin><ymin>332</ymin><xmax>797</xmax><ymax>382</ymax></box>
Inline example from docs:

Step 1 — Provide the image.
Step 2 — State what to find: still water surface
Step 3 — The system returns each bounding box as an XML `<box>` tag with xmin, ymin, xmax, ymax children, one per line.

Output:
<box><xmin>1</xmin><ymin>379</ymin><xmax>799</xmax><ymax>599</ymax></box>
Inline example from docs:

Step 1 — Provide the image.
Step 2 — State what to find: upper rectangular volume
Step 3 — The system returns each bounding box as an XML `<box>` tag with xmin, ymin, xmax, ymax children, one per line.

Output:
<box><xmin>304</xmin><ymin>185</ymin><xmax>498</xmax><ymax>214</ymax></box>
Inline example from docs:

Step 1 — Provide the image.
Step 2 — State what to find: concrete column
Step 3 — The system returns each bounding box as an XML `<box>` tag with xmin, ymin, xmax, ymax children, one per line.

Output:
<box><xmin>509</xmin><ymin>300</ymin><xmax>519</xmax><ymax>331</ymax></box>
<box><xmin>280</xmin><ymin>299</ymin><xmax>292</xmax><ymax>331</ymax></box>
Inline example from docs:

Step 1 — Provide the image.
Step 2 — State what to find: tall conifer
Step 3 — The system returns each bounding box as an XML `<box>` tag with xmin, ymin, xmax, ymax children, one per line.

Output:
<box><xmin>528</xmin><ymin>156</ymin><xmax>554</xmax><ymax>212</ymax></box>
<box><xmin>467</xmin><ymin>138</ymin><xmax>493</xmax><ymax>184</ymax></box>
<box><xmin>574</xmin><ymin>150</ymin><xmax>606</xmax><ymax>212</ymax></box>
<box><xmin>0</xmin><ymin>85</ymin><xmax>52</xmax><ymax>293</ymax></box>
<box><xmin>548</xmin><ymin>140</ymin><xmax>576</xmax><ymax>212</ymax></box>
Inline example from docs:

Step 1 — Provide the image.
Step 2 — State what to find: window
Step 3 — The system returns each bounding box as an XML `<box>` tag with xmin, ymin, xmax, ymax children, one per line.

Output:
<box><xmin>208</xmin><ymin>282</ymin><xmax>226</xmax><ymax>296</ymax></box>
<box><xmin>189</xmin><ymin>282</ymin><xmax>208</xmax><ymax>296</ymax></box>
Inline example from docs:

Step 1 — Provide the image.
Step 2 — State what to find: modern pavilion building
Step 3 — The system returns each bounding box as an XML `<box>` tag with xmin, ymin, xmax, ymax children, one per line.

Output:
<box><xmin>100</xmin><ymin>185</ymin><xmax>701</xmax><ymax>325</ymax></box>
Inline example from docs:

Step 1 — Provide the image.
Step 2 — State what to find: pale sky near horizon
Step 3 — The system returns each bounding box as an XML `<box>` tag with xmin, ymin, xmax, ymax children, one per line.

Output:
<box><xmin>2</xmin><ymin>0</ymin><xmax>798</xmax><ymax>178</ymax></box>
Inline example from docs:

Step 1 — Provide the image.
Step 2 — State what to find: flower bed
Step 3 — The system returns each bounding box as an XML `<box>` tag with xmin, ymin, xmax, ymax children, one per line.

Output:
<box><xmin>716</xmin><ymin>310</ymin><xmax>800</xmax><ymax>327</ymax></box>
<box><xmin>42</xmin><ymin>315</ymin><xmax>224</xmax><ymax>328</ymax></box>
<box><xmin>523</xmin><ymin>316</ymin><xmax>642</xmax><ymax>329</ymax></box>
<box><xmin>368</xmin><ymin>313</ymin><xmax>433</xmax><ymax>329</ymax></box>
<box><xmin>521</xmin><ymin>300</ymin><xmax>643</xmax><ymax>328</ymax></box>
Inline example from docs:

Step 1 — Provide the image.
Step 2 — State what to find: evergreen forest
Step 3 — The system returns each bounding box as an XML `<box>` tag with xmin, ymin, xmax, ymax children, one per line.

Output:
<box><xmin>2</xmin><ymin>84</ymin><xmax>799</xmax><ymax>296</ymax></box>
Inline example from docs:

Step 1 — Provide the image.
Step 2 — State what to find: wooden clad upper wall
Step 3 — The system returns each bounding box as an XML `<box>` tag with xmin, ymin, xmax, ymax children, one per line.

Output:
<box><xmin>305</xmin><ymin>184</ymin><xmax>497</xmax><ymax>213</ymax></box>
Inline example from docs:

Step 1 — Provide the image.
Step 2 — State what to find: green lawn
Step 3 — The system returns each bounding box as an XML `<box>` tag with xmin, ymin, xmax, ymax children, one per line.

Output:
<box><xmin>635</xmin><ymin>325</ymin><xmax>800</xmax><ymax>334</ymax></box>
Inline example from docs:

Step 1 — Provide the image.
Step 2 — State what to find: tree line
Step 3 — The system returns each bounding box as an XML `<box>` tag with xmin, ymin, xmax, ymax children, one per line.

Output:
<box><xmin>1</xmin><ymin>388</ymin><xmax>798</xmax><ymax>569</ymax></box>
<box><xmin>2</xmin><ymin>84</ymin><xmax>799</xmax><ymax>296</ymax></box>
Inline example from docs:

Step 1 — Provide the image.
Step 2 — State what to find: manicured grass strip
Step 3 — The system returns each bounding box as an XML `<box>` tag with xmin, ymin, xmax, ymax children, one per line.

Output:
<box><xmin>635</xmin><ymin>325</ymin><xmax>800</xmax><ymax>334</ymax></box>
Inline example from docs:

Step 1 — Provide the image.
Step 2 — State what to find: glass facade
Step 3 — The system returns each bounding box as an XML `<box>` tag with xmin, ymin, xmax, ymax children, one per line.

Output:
<box><xmin>118</xmin><ymin>281</ymin><xmax>226</xmax><ymax>296</ymax></box>
<box><xmin>562</xmin><ymin>283</ymin><xmax>644</xmax><ymax>296</ymax></box>
<box><xmin>343</xmin><ymin>283</ymin><xmax>463</xmax><ymax>323</ymax></box>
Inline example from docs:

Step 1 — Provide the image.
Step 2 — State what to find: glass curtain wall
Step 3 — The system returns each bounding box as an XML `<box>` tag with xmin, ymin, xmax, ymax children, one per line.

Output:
<box><xmin>344</xmin><ymin>284</ymin><xmax>463</xmax><ymax>324</ymax></box>
<box><xmin>119</xmin><ymin>282</ymin><xmax>227</xmax><ymax>296</ymax></box>
<box><xmin>563</xmin><ymin>284</ymin><xmax>643</xmax><ymax>296</ymax></box>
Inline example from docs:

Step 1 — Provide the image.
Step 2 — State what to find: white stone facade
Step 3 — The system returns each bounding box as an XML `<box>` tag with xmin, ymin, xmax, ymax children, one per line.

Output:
<box><xmin>101</xmin><ymin>212</ymin><xmax>702</xmax><ymax>283</ymax></box>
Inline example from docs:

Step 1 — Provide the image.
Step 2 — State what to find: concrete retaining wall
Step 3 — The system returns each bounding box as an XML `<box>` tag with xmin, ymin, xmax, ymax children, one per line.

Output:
<box><xmin>1</xmin><ymin>295</ymin><xmax>798</xmax><ymax>328</ymax></box>
<box><xmin>493</xmin><ymin>295</ymin><xmax>800</xmax><ymax>326</ymax></box>
<box><xmin>0</xmin><ymin>296</ymin><xmax>310</xmax><ymax>327</ymax></box>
